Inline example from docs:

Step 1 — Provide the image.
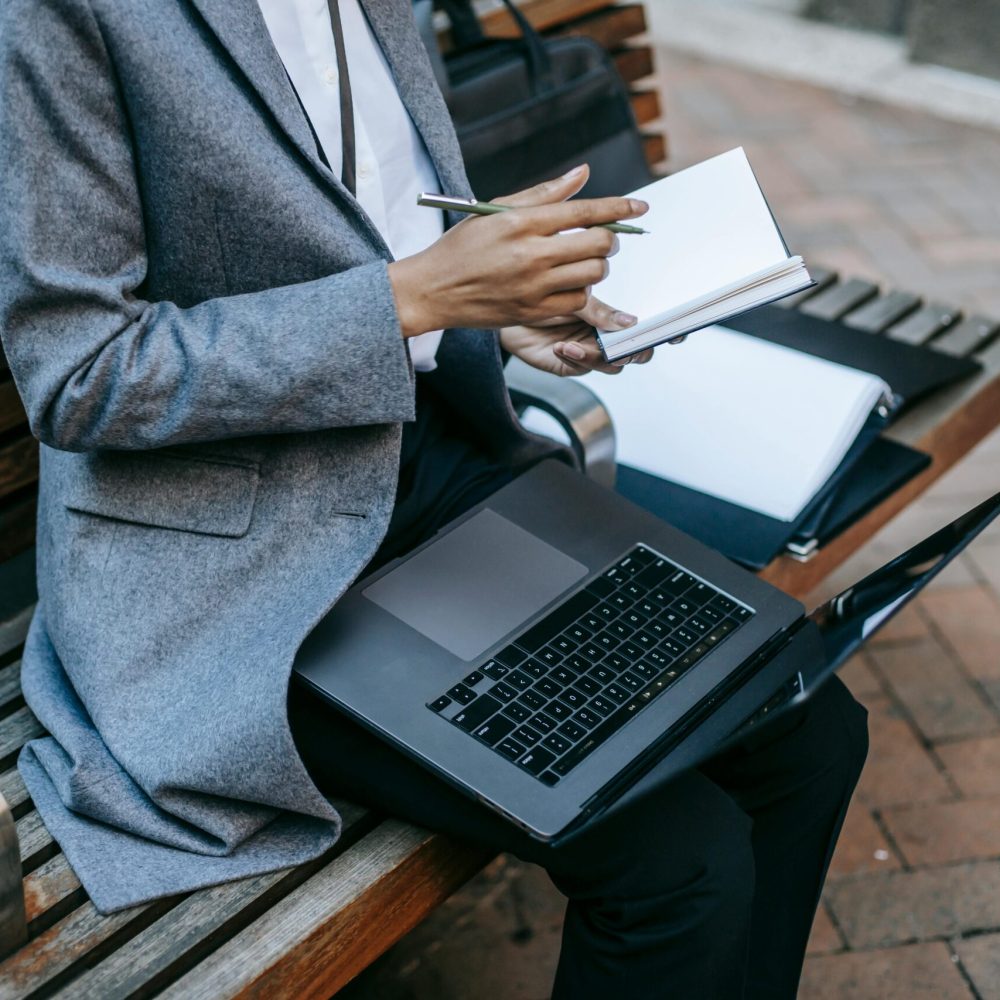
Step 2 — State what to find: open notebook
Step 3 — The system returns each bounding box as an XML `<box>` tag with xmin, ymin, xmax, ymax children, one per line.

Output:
<box><xmin>595</xmin><ymin>148</ymin><xmax>813</xmax><ymax>362</ymax></box>
<box><xmin>523</xmin><ymin>325</ymin><xmax>893</xmax><ymax>523</ymax></box>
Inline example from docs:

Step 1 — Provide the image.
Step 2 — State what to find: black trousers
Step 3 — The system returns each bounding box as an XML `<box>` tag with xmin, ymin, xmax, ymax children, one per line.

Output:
<box><xmin>290</xmin><ymin>386</ymin><xmax>869</xmax><ymax>999</ymax></box>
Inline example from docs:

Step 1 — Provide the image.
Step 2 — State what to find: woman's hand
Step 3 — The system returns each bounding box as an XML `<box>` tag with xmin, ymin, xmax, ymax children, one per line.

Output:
<box><xmin>500</xmin><ymin>295</ymin><xmax>654</xmax><ymax>377</ymax></box>
<box><xmin>387</xmin><ymin>164</ymin><xmax>647</xmax><ymax>337</ymax></box>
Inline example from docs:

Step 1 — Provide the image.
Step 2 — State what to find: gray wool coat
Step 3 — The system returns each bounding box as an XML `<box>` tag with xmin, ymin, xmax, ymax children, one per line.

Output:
<box><xmin>0</xmin><ymin>0</ymin><xmax>554</xmax><ymax>913</ymax></box>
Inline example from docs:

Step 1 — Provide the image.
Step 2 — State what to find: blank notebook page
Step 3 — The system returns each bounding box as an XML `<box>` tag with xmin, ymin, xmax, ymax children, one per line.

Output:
<box><xmin>594</xmin><ymin>148</ymin><xmax>790</xmax><ymax>332</ymax></box>
<box><xmin>577</xmin><ymin>326</ymin><xmax>890</xmax><ymax>522</ymax></box>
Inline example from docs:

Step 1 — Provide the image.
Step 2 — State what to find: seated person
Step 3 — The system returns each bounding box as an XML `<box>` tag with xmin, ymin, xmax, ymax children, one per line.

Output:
<box><xmin>0</xmin><ymin>0</ymin><xmax>867</xmax><ymax>996</ymax></box>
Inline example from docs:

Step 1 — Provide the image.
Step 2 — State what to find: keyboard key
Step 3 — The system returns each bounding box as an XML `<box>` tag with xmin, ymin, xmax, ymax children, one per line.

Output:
<box><xmin>603</xmin><ymin>652</ymin><xmax>628</xmax><ymax>673</ymax></box>
<box><xmin>515</xmin><ymin>591</ymin><xmax>597</xmax><ymax>653</ymax></box>
<box><xmin>700</xmin><ymin>604</ymin><xmax>724</xmax><ymax>624</ymax></box>
<box><xmin>661</xmin><ymin>638</ymin><xmax>686</xmax><ymax>657</ymax></box>
<box><xmin>573</xmin><ymin>675</ymin><xmax>600</xmax><ymax>697</ymax></box>
<box><xmin>502</xmin><ymin>701</ymin><xmax>532</xmax><ymax>723</ymax></box>
<box><xmin>575</xmin><ymin>707</ymin><xmax>602</xmax><ymax>729</ymax></box>
<box><xmin>581</xmin><ymin>613</ymin><xmax>605</xmax><ymax>632</ymax></box>
<box><xmin>579</xmin><ymin>643</ymin><xmax>604</xmax><ymax>662</ymax></box>
<box><xmin>481</xmin><ymin>660</ymin><xmax>509</xmax><ymax>680</ymax></box>
<box><xmin>710</xmin><ymin>594</ymin><xmax>737</xmax><ymax>615</ymax></box>
<box><xmin>491</xmin><ymin>682</ymin><xmax>518</xmax><ymax>703</ymax></box>
<box><xmin>566</xmin><ymin>624</ymin><xmax>592</xmax><ymax>644</ymax></box>
<box><xmin>672</xmin><ymin>598</ymin><xmax>697</xmax><ymax>616</ymax></box>
<box><xmin>687</xmin><ymin>583</ymin><xmax>715</xmax><ymax>608</ymax></box>
<box><xmin>495</xmin><ymin>645</ymin><xmax>528</xmax><ymax>668</ymax></box>
<box><xmin>674</xmin><ymin>627</ymin><xmax>698</xmax><ymax>646</ymax></box>
<box><xmin>633</xmin><ymin>631</ymin><xmax>656</xmax><ymax>649</ymax></box>
<box><xmin>541</xmin><ymin>732</ymin><xmax>572</xmax><ymax>756</ymax></box>
<box><xmin>446</xmin><ymin>684</ymin><xmax>476</xmax><ymax>705</ymax></box>
<box><xmin>545</xmin><ymin>700</ymin><xmax>572</xmax><ymax>721</ymax></box>
<box><xmin>623</xmin><ymin>610</ymin><xmax>648</xmax><ymax>629</ymax></box>
<box><xmin>619</xmin><ymin>672</ymin><xmax>644</xmax><ymax>692</ymax></box>
<box><xmin>506</xmin><ymin>670</ymin><xmax>533</xmax><ymax>691</ymax></box>
<box><xmin>609</xmin><ymin>621</ymin><xmax>634</xmax><ymax>641</ymax></box>
<box><xmin>636</xmin><ymin>599</ymin><xmax>658</xmax><ymax>618</ymax></box>
<box><xmin>473</xmin><ymin>714</ymin><xmax>516</xmax><ymax>745</ymax></box>
<box><xmin>676</xmin><ymin>642</ymin><xmax>710</xmax><ymax>671</ymax></box>
<box><xmin>496</xmin><ymin>737</ymin><xmax>526</xmax><ymax>761</ymax></box>
<box><xmin>550</xmin><ymin>665</ymin><xmax>575</xmax><ymax>686</ymax></box>
<box><xmin>688</xmin><ymin>616</ymin><xmax>711</xmax><ymax>635</ymax></box>
<box><xmin>552</xmin><ymin>635</ymin><xmax>578</xmax><ymax>655</ymax></box>
<box><xmin>514</xmin><ymin>725</ymin><xmax>542</xmax><ymax>747</ymax></box>
<box><xmin>589</xmin><ymin>695</ymin><xmax>616</xmax><ymax>716</ymax></box>
<box><xmin>558</xmin><ymin>688</ymin><xmax>586</xmax><ymax>710</ymax></box>
<box><xmin>429</xmin><ymin>695</ymin><xmax>452</xmax><ymax>713</ymax></box>
<box><xmin>519</xmin><ymin>747</ymin><xmax>556</xmax><ymax>775</ymax></box>
<box><xmin>585</xmin><ymin>576</ymin><xmax>615</xmax><ymax>598</ymax></box>
<box><xmin>565</xmin><ymin>653</ymin><xmax>592</xmax><ymax>673</ymax></box>
<box><xmin>618</xmin><ymin>642</ymin><xmax>642</xmax><ymax>662</ymax></box>
<box><xmin>453</xmin><ymin>693</ymin><xmax>503</xmax><ymax>732</ymax></box>
<box><xmin>609</xmin><ymin>593</ymin><xmax>633</xmax><ymax>612</ymax></box>
<box><xmin>594</xmin><ymin>632</ymin><xmax>621</xmax><ymax>652</ymax></box>
<box><xmin>534</xmin><ymin>677</ymin><xmax>561</xmax><ymax>699</ymax></box>
<box><xmin>733</xmin><ymin>606</ymin><xmax>752</xmax><ymax>621</ymax></box>
<box><xmin>604</xmin><ymin>683</ymin><xmax>629</xmax><ymax>704</ymax></box>
<box><xmin>463</xmin><ymin>670</ymin><xmax>484</xmax><ymax>687</ymax></box>
<box><xmin>594</xmin><ymin>603</ymin><xmax>618</xmax><ymax>622</ymax></box>
<box><xmin>647</xmin><ymin>648</ymin><xmax>672</xmax><ymax>668</ymax></box>
<box><xmin>530</xmin><ymin>712</ymin><xmax>557</xmax><ymax>734</ymax></box>
<box><xmin>621</xmin><ymin>581</ymin><xmax>644</xmax><ymax>600</ymax></box>
<box><xmin>613</xmin><ymin>553</ymin><xmax>645</xmax><ymax>576</ymax></box>
<box><xmin>645</xmin><ymin>620</ymin><xmax>669</xmax><ymax>640</ymax></box>
<box><xmin>536</xmin><ymin>647</ymin><xmax>561</xmax><ymax>668</ymax></box>
<box><xmin>631</xmin><ymin>545</ymin><xmax>657</xmax><ymax>566</ymax></box>
<box><xmin>539</xmin><ymin>771</ymin><xmax>561</xmax><ymax>786</ymax></box>
<box><xmin>633</xmin><ymin>661</ymin><xmax>658</xmax><ymax>681</ymax></box>
<box><xmin>518</xmin><ymin>689</ymin><xmax>546</xmax><ymax>711</ymax></box>
<box><xmin>521</xmin><ymin>658</ymin><xmax>547</xmax><ymax>679</ymax></box>
<box><xmin>588</xmin><ymin>664</ymin><xmax>615</xmax><ymax>685</ymax></box>
<box><xmin>558</xmin><ymin>719</ymin><xmax>587</xmax><ymax>742</ymax></box>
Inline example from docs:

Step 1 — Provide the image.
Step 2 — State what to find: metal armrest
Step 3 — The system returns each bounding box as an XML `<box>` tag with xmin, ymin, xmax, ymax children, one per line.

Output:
<box><xmin>0</xmin><ymin>792</ymin><xmax>26</xmax><ymax>957</ymax></box>
<box><xmin>505</xmin><ymin>357</ymin><xmax>617</xmax><ymax>488</ymax></box>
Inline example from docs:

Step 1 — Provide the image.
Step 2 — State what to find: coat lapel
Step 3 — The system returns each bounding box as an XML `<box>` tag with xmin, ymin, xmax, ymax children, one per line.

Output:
<box><xmin>359</xmin><ymin>0</ymin><xmax>473</xmax><ymax>199</ymax></box>
<box><xmin>187</xmin><ymin>0</ymin><xmax>360</xmax><ymax>205</ymax></box>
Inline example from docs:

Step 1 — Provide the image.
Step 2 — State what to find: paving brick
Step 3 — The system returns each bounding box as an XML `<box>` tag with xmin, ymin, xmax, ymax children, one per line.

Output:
<box><xmin>838</xmin><ymin>652</ymin><xmax>883</xmax><ymax>699</ymax></box>
<box><xmin>807</xmin><ymin>903</ymin><xmax>844</xmax><ymax>955</ymax></box>
<box><xmin>882</xmin><ymin>797</ymin><xmax>1000</xmax><ymax>866</ymax></box>
<box><xmin>954</xmin><ymin>933</ymin><xmax>1000</xmax><ymax>1000</ymax></box>
<box><xmin>937</xmin><ymin>735</ymin><xmax>1000</xmax><ymax>798</ymax></box>
<box><xmin>826</xmin><ymin>861</ymin><xmax>1000</xmax><ymax>948</ymax></box>
<box><xmin>799</xmin><ymin>941</ymin><xmax>972</xmax><ymax>999</ymax></box>
<box><xmin>868</xmin><ymin>635</ymin><xmax>997</xmax><ymax>743</ymax></box>
<box><xmin>920</xmin><ymin>586</ymin><xmax>1000</xmax><ymax>680</ymax></box>
<box><xmin>828</xmin><ymin>798</ymin><xmax>901</xmax><ymax>878</ymax></box>
<box><xmin>855</xmin><ymin>696</ymin><xmax>952</xmax><ymax>809</ymax></box>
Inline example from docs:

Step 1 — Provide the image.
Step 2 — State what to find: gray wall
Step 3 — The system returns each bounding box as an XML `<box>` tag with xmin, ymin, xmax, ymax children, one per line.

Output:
<box><xmin>804</xmin><ymin>0</ymin><xmax>1000</xmax><ymax>81</ymax></box>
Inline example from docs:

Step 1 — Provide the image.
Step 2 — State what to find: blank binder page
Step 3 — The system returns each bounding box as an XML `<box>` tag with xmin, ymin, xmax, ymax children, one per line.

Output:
<box><xmin>578</xmin><ymin>326</ymin><xmax>890</xmax><ymax>522</ymax></box>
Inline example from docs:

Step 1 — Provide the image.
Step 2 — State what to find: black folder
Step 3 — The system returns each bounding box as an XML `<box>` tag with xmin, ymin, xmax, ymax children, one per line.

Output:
<box><xmin>616</xmin><ymin>437</ymin><xmax>931</xmax><ymax>570</ymax></box>
<box><xmin>725</xmin><ymin>305</ymin><xmax>980</xmax><ymax>408</ymax></box>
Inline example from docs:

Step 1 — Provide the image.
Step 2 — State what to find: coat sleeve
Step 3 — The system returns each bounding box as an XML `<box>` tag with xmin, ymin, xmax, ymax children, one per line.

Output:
<box><xmin>0</xmin><ymin>0</ymin><xmax>416</xmax><ymax>453</ymax></box>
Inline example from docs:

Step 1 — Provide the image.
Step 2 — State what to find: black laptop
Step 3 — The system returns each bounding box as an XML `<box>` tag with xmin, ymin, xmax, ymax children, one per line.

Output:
<box><xmin>294</xmin><ymin>459</ymin><xmax>999</xmax><ymax>842</ymax></box>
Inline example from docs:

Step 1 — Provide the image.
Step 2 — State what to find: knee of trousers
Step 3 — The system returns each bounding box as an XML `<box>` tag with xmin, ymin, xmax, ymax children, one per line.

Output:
<box><xmin>546</xmin><ymin>778</ymin><xmax>757</xmax><ymax>930</ymax></box>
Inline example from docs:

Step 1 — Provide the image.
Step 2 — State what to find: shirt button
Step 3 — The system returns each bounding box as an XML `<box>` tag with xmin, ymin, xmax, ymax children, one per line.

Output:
<box><xmin>323</xmin><ymin>66</ymin><xmax>337</xmax><ymax>86</ymax></box>
<box><xmin>357</xmin><ymin>162</ymin><xmax>373</xmax><ymax>180</ymax></box>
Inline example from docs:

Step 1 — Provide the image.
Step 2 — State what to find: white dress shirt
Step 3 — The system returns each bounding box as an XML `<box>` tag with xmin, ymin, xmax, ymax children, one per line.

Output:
<box><xmin>257</xmin><ymin>0</ymin><xmax>445</xmax><ymax>370</ymax></box>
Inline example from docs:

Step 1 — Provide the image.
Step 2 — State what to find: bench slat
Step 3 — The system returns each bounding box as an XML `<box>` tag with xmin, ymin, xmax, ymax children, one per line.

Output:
<box><xmin>798</xmin><ymin>277</ymin><xmax>879</xmax><ymax>321</ymax></box>
<box><xmin>886</xmin><ymin>302</ymin><xmax>960</xmax><ymax>345</ymax></box>
<box><xmin>23</xmin><ymin>854</ymin><xmax>81</xmax><ymax>927</ymax></box>
<box><xmin>0</xmin><ymin>898</ymin><xmax>157</xmax><ymax>1000</ymax></box>
<box><xmin>16</xmin><ymin>812</ymin><xmax>52</xmax><ymax>869</ymax></box>
<box><xmin>0</xmin><ymin>666</ymin><xmax>20</xmax><ymax>717</ymax></box>
<box><xmin>843</xmin><ymin>290</ymin><xmax>921</xmax><ymax>334</ymax></box>
<box><xmin>54</xmin><ymin>804</ymin><xmax>371</xmax><ymax>1000</ymax></box>
<box><xmin>931</xmin><ymin>314</ymin><xmax>1000</xmax><ymax>358</ymax></box>
<box><xmin>0</xmin><ymin>772</ymin><xmax>28</xmax><ymax>816</ymax></box>
<box><xmin>159</xmin><ymin>821</ymin><xmax>493</xmax><ymax>1000</ymax></box>
<box><xmin>0</xmin><ymin>709</ymin><xmax>41</xmax><ymax>771</ymax></box>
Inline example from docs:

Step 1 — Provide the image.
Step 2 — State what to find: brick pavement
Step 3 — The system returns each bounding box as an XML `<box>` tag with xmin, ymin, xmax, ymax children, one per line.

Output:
<box><xmin>340</xmin><ymin>45</ymin><xmax>1000</xmax><ymax>1000</ymax></box>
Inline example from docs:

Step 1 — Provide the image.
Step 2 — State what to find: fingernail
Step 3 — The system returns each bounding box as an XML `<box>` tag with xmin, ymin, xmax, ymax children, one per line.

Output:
<box><xmin>629</xmin><ymin>199</ymin><xmax>649</xmax><ymax>214</ymax></box>
<box><xmin>563</xmin><ymin>165</ymin><xmax>586</xmax><ymax>180</ymax></box>
<box><xmin>558</xmin><ymin>342</ymin><xmax>586</xmax><ymax>360</ymax></box>
<box><xmin>614</xmin><ymin>311</ymin><xmax>637</xmax><ymax>327</ymax></box>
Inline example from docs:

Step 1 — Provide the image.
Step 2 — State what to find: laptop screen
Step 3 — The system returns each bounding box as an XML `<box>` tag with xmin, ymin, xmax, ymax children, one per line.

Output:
<box><xmin>810</xmin><ymin>491</ymin><xmax>1000</xmax><ymax>669</ymax></box>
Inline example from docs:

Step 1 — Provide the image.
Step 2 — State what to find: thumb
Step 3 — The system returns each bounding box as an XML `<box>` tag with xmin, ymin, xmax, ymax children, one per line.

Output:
<box><xmin>493</xmin><ymin>164</ymin><xmax>590</xmax><ymax>208</ymax></box>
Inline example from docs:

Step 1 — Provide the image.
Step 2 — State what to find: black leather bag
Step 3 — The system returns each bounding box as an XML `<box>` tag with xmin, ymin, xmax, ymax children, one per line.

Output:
<box><xmin>421</xmin><ymin>0</ymin><xmax>653</xmax><ymax>200</ymax></box>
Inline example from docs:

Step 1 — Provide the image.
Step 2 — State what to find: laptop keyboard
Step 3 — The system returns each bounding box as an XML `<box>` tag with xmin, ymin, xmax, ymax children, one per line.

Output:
<box><xmin>427</xmin><ymin>544</ymin><xmax>754</xmax><ymax>787</ymax></box>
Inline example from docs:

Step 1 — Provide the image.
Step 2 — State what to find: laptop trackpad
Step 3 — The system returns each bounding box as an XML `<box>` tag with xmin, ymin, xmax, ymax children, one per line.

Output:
<box><xmin>362</xmin><ymin>509</ymin><xmax>588</xmax><ymax>662</ymax></box>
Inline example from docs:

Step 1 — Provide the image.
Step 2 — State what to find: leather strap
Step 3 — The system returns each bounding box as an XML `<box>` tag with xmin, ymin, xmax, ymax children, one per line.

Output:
<box><xmin>326</xmin><ymin>0</ymin><xmax>357</xmax><ymax>195</ymax></box>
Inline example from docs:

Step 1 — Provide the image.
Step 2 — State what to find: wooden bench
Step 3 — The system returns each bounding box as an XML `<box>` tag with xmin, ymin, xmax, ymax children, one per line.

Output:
<box><xmin>0</xmin><ymin>268</ymin><xmax>996</xmax><ymax>996</ymax></box>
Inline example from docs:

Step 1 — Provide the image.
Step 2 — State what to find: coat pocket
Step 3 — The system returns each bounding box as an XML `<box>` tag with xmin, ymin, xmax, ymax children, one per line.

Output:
<box><xmin>64</xmin><ymin>450</ymin><xmax>260</xmax><ymax>539</ymax></box>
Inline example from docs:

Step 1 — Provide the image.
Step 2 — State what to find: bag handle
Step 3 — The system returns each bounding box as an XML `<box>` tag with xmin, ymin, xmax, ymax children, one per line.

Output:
<box><xmin>438</xmin><ymin>0</ymin><xmax>555</xmax><ymax>93</ymax></box>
